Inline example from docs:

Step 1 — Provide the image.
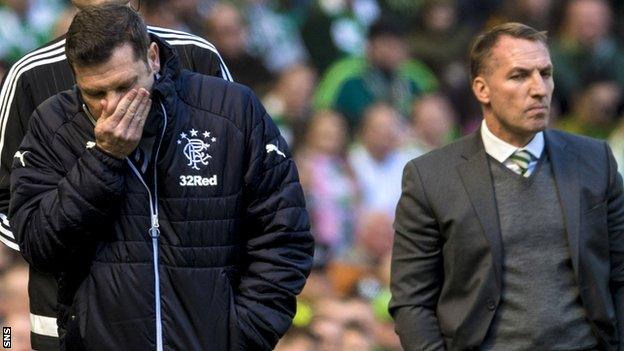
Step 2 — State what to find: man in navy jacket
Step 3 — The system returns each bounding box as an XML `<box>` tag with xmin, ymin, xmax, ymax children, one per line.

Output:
<box><xmin>10</xmin><ymin>5</ymin><xmax>313</xmax><ymax>350</ymax></box>
<box><xmin>0</xmin><ymin>1</ymin><xmax>233</xmax><ymax>348</ymax></box>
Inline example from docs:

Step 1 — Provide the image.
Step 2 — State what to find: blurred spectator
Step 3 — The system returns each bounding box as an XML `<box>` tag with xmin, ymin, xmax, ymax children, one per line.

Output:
<box><xmin>558</xmin><ymin>81</ymin><xmax>621</xmax><ymax>139</ymax></box>
<box><xmin>274</xmin><ymin>327</ymin><xmax>318</xmax><ymax>351</ymax></box>
<box><xmin>170</xmin><ymin>0</ymin><xmax>205</xmax><ymax>34</ymax></box>
<box><xmin>140</xmin><ymin>0</ymin><xmax>187</xmax><ymax>30</ymax></box>
<box><xmin>310</xmin><ymin>296</ymin><xmax>351</xmax><ymax>350</ymax></box>
<box><xmin>244</xmin><ymin>0</ymin><xmax>309</xmax><ymax>73</ymax></box>
<box><xmin>309</xmin><ymin>296</ymin><xmax>377</xmax><ymax>351</ymax></box>
<box><xmin>325</xmin><ymin>252</ymin><xmax>401</xmax><ymax>349</ymax></box>
<box><xmin>348</xmin><ymin>103</ymin><xmax>412</xmax><ymax>218</ymax></box>
<box><xmin>309</xmin><ymin>313</ymin><xmax>345</xmax><ymax>351</ymax></box>
<box><xmin>297</xmin><ymin>110</ymin><xmax>359</xmax><ymax>265</ymax></box>
<box><xmin>0</xmin><ymin>263</ymin><xmax>29</xmax><ymax>321</ymax></box>
<box><xmin>263</xmin><ymin>63</ymin><xmax>317</xmax><ymax>147</ymax></box>
<box><xmin>456</xmin><ymin>0</ymin><xmax>505</xmax><ymax>27</ymax></box>
<box><xmin>407</xmin><ymin>93</ymin><xmax>458</xmax><ymax>154</ymax></box>
<box><xmin>205</xmin><ymin>2</ymin><xmax>273</xmax><ymax>93</ymax></box>
<box><xmin>51</xmin><ymin>5</ymin><xmax>78</xmax><ymax>39</ymax></box>
<box><xmin>342</xmin><ymin>320</ymin><xmax>375</xmax><ymax>351</ymax></box>
<box><xmin>301</xmin><ymin>0</ymin><xmax>381</xmax><ymax>73</ymax></box>
<box><xmin>487</xmin><ymin>0</ymin><xmax>558</xmax><ymax>31</ymax></box>
<box><xmin>550</xmin><ymin>0</ymin><xmax>624</xmax><ymax>114</ymax></box>
<box><xmin>0</xmin><ymin>0</ymin><xmax>64</xmax><ymax>64</ymax></box>
<box><xmin>344</xmin><ymin>211</ymin><xmax>394</xmax><ymax>268</ymax></box>
<box><xmin>269</xmin><ymin>0</ymin><xmax>313</xmax><ymax>26</ymax></box>
<box><xmin>315</xmin><ymin>17</ymin><xmax>438</xmax><ymax>133</ymax></box>
<box><xmin>408</xmin><ymin>0</ymin><xmax>477</xmax><ymax>127</ymax></box>
<box><xmin>378</xmin><ymin>0</ymin><xmax>425</xmax><ymax>27</ymax></box>
<box><xmin>326</xmin><ymin>261</ymin><xmax>367</xmax><ymax>298</ymax></box>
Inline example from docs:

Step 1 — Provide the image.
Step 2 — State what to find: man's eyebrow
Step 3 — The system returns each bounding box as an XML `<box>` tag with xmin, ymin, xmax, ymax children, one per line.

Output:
<box><xmin>508</xmin><ymin>64</ymin><xmax>553</xmax><ymax>73</ymax></box>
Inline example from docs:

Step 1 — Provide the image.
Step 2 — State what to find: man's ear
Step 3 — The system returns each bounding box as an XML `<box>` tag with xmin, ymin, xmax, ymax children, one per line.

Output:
<box><xmin>147</xmin><ymin>42</ymin><xmax>160</xmax><ymax>73</ymax></box>
<box><xmin>472</xmin><ymin>76</ymin><xmax>490</xmax><ymax>105</ymax></box>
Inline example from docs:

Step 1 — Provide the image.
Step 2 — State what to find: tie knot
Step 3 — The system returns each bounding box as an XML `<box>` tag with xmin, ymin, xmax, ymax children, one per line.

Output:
<box><xmin>509</xmin><ymin>149</ymin><xmax>533</xmax><ymax>175</ymax></box>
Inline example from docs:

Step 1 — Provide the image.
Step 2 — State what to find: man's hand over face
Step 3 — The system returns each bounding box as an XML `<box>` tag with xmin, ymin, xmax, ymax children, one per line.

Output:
<box><xmin>94</xmin><ymin>88</ymin><xmax>151</xmax><ymax>159</ymax></box>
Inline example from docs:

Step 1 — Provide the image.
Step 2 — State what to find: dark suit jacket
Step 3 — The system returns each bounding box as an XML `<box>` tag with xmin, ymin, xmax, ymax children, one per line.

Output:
<box><xmin>389</xmin><ymin>129</ymin><xmax>624</xmax><ymax>351</ymax></box>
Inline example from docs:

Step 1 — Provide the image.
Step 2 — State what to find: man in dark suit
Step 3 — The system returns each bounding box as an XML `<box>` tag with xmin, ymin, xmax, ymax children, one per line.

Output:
<box><xmin>389</xmin><ymin>22</ymin><xmax>624</xmax><ymax>351</ymax></box>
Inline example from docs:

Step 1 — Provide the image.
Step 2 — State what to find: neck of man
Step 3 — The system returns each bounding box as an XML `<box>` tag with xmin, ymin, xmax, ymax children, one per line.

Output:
<box><xmin>483</xmin><ymin>115</ymin><xmax>535</xmax><ymax>148</ymax></box>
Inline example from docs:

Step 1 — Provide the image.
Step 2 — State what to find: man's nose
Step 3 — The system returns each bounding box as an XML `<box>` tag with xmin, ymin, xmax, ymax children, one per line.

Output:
<box><xmin>104</xmin><ymin>90</ymin><xmax>124</xmax><ymax>110</ymax></box>
<box><xmin>529</xmin><ymin>72</ymin><xmax>548</xmax><ymax>98</ymax></box>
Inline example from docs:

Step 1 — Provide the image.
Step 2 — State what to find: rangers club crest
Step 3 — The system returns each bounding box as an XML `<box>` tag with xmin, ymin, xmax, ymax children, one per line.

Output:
<box><xmin>177</xmin><ymin>129</ymin><xmax>217</xmax><ymax>170</ymax></box>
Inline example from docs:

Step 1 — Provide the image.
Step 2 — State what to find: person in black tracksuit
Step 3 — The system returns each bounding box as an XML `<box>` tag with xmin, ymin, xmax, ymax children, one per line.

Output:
<box><xmin>10</xmin><ymin>5</ymin><xmax>313</xmax><ymax>350</ymax></box>
<box><xmin>0</xmin><ymin>2</ymin><xmax>232</xmax><ymax>349</ymax></box>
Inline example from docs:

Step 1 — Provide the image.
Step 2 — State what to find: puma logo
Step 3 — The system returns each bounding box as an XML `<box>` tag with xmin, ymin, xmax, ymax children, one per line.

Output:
<box><xmin>266</xmin><ymin>144</ymin><xmax>286</xmax><ymax>158</ymax></box>
<box><xmin>14</xmin><ymin>151</ymin><xmax>29</xmax><ymax>167</ymax></box>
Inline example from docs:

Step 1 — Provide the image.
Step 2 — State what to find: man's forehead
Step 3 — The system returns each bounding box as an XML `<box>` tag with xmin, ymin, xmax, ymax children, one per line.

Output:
<box><xmin>75</xmin><ymin>45</ymin><xmax>141</xmax><ymax>90</ymax></box>
<box><xmin>490</xmin><ymin>36</ymin><xmax>552</xmax><ymax>69</ymax></box>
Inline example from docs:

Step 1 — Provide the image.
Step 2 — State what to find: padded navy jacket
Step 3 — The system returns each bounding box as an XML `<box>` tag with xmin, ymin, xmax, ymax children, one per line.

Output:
<box><xmin>10</xmin><ymin>37</ymin><xmax>313</xmax><ymax>351</ymax></box>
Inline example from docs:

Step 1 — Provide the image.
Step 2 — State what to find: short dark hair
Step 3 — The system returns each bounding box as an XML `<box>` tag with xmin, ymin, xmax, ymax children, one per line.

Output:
<box><xmin>469</xmin><ymin>22</ymin><xmax>548</xmax><ymax>81</ymax></box>
<box><xmin>66</xmin><ymin>4</ymin><xmax>150</xmax><ymax>68</ymax></box>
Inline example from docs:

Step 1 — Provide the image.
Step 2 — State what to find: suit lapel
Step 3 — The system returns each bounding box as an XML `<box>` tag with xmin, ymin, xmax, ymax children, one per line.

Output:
<box><xmin>546</xmin><ymin>130</ymin><xmax>581</xmax><ymax>277</ymax></box>
<box><xmin>457</xmin><ymin>132</ymin><xmax>503</xmax><ymax>289</ymax></box>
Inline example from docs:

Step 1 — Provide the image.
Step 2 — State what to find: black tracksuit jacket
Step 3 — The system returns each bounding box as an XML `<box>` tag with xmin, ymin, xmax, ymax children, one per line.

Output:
<box><xmin>9</xmin><ymin>37</ymin><xmax>313</xmax><ymax>350</ymax></box>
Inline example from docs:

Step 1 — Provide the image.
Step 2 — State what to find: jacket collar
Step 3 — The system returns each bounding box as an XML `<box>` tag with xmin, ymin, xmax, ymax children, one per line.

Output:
<box><xmin>544</xmin><ymin>130</ymin><xmax>580</xmax><ymax>277</ymax></box>
<box><xmin>138</xmin><ymin>34</ymin><xmax>183</xmax><ymax>138</ymax></box>
<box><xmin>149</xmin><ymin>33</ymin><xmax>181</xmax><ymax>120</ymax></box>
<box><xmin>457</xmin><ymin>131</ymin><xmax>503</xmax><ymax>289</ymax></box>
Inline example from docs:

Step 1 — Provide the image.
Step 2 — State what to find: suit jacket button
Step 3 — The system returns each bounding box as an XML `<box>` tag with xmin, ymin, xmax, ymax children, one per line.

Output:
<box><xmin>487</xmin><ymin>300</ymin><xmax>496</xmax><ymax>311</ymax></box>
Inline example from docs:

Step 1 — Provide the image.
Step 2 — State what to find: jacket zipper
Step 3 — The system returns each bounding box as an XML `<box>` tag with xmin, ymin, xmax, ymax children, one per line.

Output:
<box><xmin>85</xmin><ymin>102</ymin><xmax>168</xmax><ymax>351</ymax></box>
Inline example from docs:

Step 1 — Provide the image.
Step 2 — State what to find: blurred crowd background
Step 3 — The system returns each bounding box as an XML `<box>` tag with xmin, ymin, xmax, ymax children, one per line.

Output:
<box><xmin>1</xmin><ymin>0</ymin><xmax>624</xmax><ymax>350</ymax></box>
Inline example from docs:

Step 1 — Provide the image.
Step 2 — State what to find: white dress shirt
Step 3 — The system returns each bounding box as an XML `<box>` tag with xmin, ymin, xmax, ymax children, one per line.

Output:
<box><xmin>480</xmin><ymin>119</ymin><xmax>544</xmax><ymax>177</ymax></box>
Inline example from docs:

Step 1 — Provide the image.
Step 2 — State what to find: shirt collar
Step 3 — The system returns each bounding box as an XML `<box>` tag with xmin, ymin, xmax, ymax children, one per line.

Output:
<box><xmin>480</xmin><ymin>119</ymin><xmax>544</xmax><ymax>163</ymax></box>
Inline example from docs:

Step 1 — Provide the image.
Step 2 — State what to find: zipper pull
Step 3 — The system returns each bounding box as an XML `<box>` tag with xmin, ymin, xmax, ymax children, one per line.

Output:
<box><xmin>149</xmin><ymin>214</ymin><xmax>160</xmax><ymax>238</ymax></box>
